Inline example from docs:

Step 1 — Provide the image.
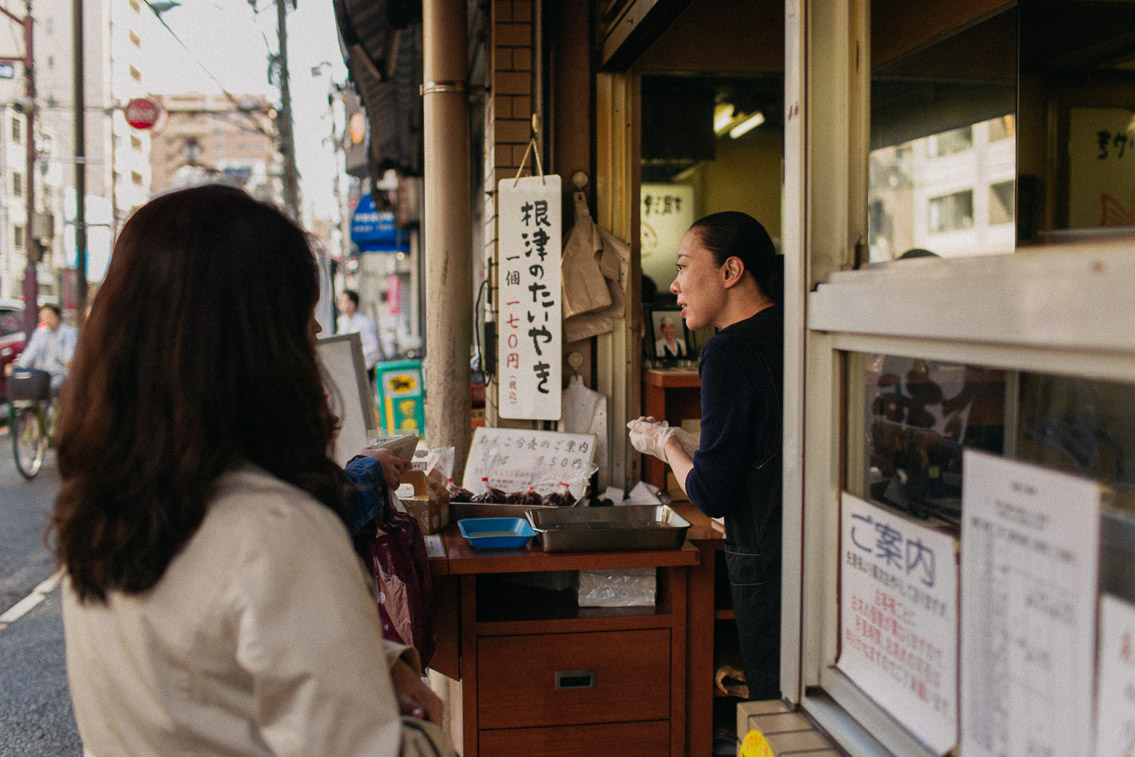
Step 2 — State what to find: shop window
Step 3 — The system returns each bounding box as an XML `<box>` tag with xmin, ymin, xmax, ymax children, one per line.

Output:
<box><xmin>928</xmin><ymin>190</ymin><xmax>973</xmax><ymax>233</ymax></box>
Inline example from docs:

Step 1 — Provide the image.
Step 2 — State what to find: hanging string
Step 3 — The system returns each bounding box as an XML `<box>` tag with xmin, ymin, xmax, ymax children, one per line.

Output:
<box><xmin>512</xmin><ymin>113</ymin><xmax>546</xmax><ymax>186</ymax></box>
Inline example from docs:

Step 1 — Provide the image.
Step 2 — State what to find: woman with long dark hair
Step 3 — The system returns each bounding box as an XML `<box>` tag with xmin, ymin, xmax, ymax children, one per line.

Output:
<box><xmin>629</xmin><ymin>210</ymin><xmax>784</xmax><ymax>700</ymax></box>
<box><xmin>51</xmin><ymin>185</ymin><xmax>446</xmax><ymax>755</ymax></box>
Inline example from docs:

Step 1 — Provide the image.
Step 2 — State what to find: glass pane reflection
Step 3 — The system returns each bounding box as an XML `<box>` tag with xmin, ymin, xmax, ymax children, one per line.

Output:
<box><xmin>863</xmin><ymin>355</ymin><xmax>1006</xmax><ymax>524</ymax></box>
<box><xmin>859</xmin><ymin>354</ymin><xmax>1135</xmax><ymax>526</ymax></box>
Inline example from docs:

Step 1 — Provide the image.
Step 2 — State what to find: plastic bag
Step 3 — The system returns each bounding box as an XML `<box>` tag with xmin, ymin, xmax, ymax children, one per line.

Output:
<box><xmin>350</xmin><ymin>457</ymin><xmax>437</xmax><ymax>666</ymax></box>
<box><xmin>577</xmin><ymin>567</ymin><xmax>657</xmax><ymax>607</ymax></box>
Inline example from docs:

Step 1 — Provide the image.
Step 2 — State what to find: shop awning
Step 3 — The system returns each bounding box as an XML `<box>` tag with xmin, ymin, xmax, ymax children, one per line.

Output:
<box><xmin>333</xmin><ymin>0</ymin><xmax>423</xmax><ymax>186</ymax></box>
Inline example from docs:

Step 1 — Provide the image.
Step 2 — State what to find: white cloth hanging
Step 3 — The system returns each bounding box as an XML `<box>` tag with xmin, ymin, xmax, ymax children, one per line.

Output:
<box><xmin>558</xmin><ymin>374</ymin><xmax>609</xmax><ymax>468</ymax></box>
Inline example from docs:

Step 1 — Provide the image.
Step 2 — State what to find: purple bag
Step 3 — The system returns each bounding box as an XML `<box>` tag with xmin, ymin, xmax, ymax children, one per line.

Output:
<box><xmin>364</xmin><ymin>484</ymin><xmax>437</xmax><ymax>667</ymax></box>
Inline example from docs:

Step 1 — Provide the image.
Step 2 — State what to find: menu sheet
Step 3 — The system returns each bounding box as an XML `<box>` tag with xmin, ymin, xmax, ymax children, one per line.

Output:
<box><xmin>1095</xmin><ymin>594</ymin><xmax>1135</xmax><ymax>757</ymax></box>
<box><xmin>960</xmin><ymin>450</ymin><xmax>1100</xmax><ymax>757</ymax></box>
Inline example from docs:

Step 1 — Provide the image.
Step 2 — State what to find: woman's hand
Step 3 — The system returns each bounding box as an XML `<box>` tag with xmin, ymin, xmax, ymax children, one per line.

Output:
<box><xmin>355</xmin><ymin>447</ymin><xmax>412</xmax><ymax>488</ymax></box>
<box><xmin>627</xmin><ymin>417</ymin><xmax>697</xmax><ymax>462</ymax></box>
<box><xmin>390</xmin><ymin>657</ymin><xmax>445</xmax><ymax>725</ymax></box>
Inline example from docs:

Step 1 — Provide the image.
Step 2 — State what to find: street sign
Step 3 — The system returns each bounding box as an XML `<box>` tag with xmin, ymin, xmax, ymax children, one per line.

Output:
<box><xmin>124</xmin><ymin>97</ymin><xmax>161</xmax><ymax>130</ymax></box>
<box><xmin>0</xmin><ymin>62</ymin><xmax>16</xmax><ymax>79</ymax></box>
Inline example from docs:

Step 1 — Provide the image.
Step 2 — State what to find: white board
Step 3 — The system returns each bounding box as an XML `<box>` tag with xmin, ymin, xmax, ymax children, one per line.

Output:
<box><xmin>316</xmin><ymin>333</ymin><xmax>375</xmax><ymax>466</ymax></box>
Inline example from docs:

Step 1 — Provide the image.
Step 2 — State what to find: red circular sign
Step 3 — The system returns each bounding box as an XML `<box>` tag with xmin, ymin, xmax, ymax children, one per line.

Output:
<box><xmin>124</xmin><ymin>97</ymin><xmax>161</xmax><ymax>130</ymax></box>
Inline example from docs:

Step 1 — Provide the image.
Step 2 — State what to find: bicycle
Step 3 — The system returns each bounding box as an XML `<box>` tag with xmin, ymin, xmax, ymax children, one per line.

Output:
<box><xmin>7</xmin><ymin>367</ymin><xmax>56</xmax><ymax>480</ymax></box>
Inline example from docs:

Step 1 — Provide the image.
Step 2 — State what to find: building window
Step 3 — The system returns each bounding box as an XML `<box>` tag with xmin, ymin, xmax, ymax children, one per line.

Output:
<box><xmin>11</xmin><ymin>117</ymin><xmax>20</xmax><ymax>143</ymax></box>
<box><xmin>130</xmin><ymin>0</ymin><xmax>140</xmax><ymax>12</ymax></box>
<box><xmin>131</xmin><ymin>135</ymin><xmax>142</xmax><ymax>150</ymax></box>
<box><xmin>131</xmin><ymin>171</ymin><xmax>143</xmax><ymax>186</ymax></box>
<box><xmin>989</xmin><ymin>180</ymin><xmax>1015</xmax><ymax>225</ymax></box>
<box><xmin>928</xmin><ymin>190</ymin><xmax>973</xmax><ymax>233</ymax></box>
<box><xmin>988</xmin><ymin>115</ymin><xmax>1015</xmax><ymax>142</ymax></box>
<box><xmin>13</xmin><ymin>225</ymin><xmax>23</xmax><ymax>249</ymax></box>
<box><xmin>129</xmin><ymin>65</ymin><xmax>141</xmax><ymax>82</ymax></box>
<box><xmin>47</xmin><ymin>55</ymin><xmax>54</xmax><ymax>70</ymax></box>
<box><xmin>927</xmin><ymin>126</ymin><xmax>974</xmax><ymax>157</ymax></box>
<box><xmin>12</xmin><ymin>172</ymin><xmax>22</xmax><ymax>197</ymax></box>
<box><xmin>129</xmin><ymin>30</ymin><xmax>141</xmax><ymax>48</ymax></box>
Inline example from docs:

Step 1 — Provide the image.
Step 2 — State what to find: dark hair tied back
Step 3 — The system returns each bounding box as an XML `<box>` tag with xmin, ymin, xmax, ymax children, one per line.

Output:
<box><xmin>689</xmin><ymin>211</ymin><xmax>783</xmax><ymax>303</ymax></box>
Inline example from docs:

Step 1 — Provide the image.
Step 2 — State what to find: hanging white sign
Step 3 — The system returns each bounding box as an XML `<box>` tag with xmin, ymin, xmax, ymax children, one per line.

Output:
<box><xmin>497</xmin><ymin>175</ymin><xmax>562</xmax><ymax>420</ymax></box>
<box><xmin>960</xmin><ymin>450</ymin><xmax>1100</xmax><ymax>757</ymax></box>
<box><xmin>837</xmin><ymin>492</ymin><xmax>959</xmax><ymax>755</ymax></box>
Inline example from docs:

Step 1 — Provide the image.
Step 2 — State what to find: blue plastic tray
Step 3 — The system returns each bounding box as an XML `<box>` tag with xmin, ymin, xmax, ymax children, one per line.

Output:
<box><xmin>457</xmin><ymin>517</ymin><xmax>536</xmax><ymax>549</ymax></box>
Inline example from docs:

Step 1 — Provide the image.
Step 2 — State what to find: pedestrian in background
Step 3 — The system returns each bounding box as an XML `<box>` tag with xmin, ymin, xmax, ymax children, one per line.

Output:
<box><xmin>49</xmin><ymin>185</ymin><xmax>449</xmax><ymax>756</ymax></box>
<box><xmin>12</xmin><ymin>303</ymin><xmax>77</xmax><ymax>396</ymax></box>
<box><xmin>337</xmin><ymin>288</ymin><xmax>382</xmax><ymax>383</ymax></box>
<box><xmin>629</xmin><ymin>210</ymin><xmax>784</xmax><ymax>701</ymax></box>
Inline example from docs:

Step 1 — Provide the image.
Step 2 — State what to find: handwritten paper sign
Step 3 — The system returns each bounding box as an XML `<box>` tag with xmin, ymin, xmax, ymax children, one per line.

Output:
<box><xmin>1068</xmin><ymin>107</ymin><xmax>1135</xmax><ymax>227</ymax></box>
<box><xmin>960</xmin><ymin>450</ymin><xmax>1100</xmax><ymax>757</ymax></box>
<box><xmin>1095</xmin><ymin>594</ymin><xmax>1135</xmax><ymax>757</ymax></box>
<box><xmin>838</xmin><ymin>493</ymin><xmax>959</xmax><ymax>755</ymax></box>
<box><xmin>461</xmin><ymin>427</ymin><xmax>596</xmax><ymax>498</ymax></box>
<box><xmin>497</xmin><ymin>175</ymin><xmax>562</xmax><ymax>419</ymax></box>
<box><xmin>640</xmin><ymin>182</ymin><xmax>695</xmax><ymax>292</ymax></box>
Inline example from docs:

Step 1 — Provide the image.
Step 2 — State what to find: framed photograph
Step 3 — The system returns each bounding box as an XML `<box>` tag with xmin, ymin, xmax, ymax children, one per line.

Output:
<box><xmin>649</xmin><ymin>307</ymin><xmax>690</xmax><ymax>361</ymax></box>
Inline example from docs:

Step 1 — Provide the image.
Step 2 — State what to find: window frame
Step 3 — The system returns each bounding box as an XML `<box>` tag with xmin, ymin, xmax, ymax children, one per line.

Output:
<box><xmin>790</xmin><ymin>2</ymin><xmax>1135</xmax><ymax>755</ymax></box>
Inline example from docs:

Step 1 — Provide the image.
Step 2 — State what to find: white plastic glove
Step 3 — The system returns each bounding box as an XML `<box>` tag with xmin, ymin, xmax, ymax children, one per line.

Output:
<box><xmin>626</xmin><ymin>417</ymin><xmax>697</xmax><ymax>462</ymax></box>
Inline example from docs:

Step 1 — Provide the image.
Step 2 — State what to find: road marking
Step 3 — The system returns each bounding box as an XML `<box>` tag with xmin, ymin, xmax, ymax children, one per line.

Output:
<box><xmin>0</xmin><ymin>569</ymin><xmax>63</xmax><ymax>630</ymax></box>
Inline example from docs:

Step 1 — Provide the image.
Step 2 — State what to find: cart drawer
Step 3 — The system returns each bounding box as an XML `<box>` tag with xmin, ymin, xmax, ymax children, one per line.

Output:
<box><xmin>477</xmin><ymin>628</ymin><xmax>670</xmax><ymax>729</ymax></box>
<box><xmin>478</xmin><ymin>720</ymin><xmax>670</xmax><ymax>756</ymax></box>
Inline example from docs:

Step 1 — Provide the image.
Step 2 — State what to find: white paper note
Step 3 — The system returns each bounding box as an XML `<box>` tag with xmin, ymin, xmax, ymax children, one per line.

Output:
<box><xmin>960</xmin><ymin>450</ymin><xmax>1101</xmax><ymax>757</ymax></box>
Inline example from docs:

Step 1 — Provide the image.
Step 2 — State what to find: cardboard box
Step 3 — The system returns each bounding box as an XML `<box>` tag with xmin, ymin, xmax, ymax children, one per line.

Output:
<box><xmin>397</xmin><ymin>469</ymin><xmax>450</xmax><ymax>535</ymax></box>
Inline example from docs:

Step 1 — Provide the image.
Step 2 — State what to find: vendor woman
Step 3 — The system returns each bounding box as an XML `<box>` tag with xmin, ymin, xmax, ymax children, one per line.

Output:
<box><xmin>629</xmin><ymin>211</ymin><xmax>783</xmax><ymax>700</ymax></box>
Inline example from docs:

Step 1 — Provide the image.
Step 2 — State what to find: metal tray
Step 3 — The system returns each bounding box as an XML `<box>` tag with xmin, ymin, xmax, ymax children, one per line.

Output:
<box><xmin>525</xmin><ymin>505</ymin><xmax>691</xmax><ymax>553</ymax></box>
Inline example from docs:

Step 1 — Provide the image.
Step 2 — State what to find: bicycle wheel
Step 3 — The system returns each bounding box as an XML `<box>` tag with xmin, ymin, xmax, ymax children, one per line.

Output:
<box><xmin>11</xmin><ymin>402</ymin><xmax>47</xmax><ymax>480</ymax></box>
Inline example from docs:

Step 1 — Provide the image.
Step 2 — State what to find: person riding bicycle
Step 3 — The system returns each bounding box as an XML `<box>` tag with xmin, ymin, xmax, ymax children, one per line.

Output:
<box><xmin>13</xmin><ymin>303</ymin><xmax>77</xmax><ymax>397</ymax></box>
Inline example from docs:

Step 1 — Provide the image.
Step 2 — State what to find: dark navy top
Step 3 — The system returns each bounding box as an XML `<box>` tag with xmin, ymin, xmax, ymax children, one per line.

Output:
<box><xmin>685</xmin><ymin>306</ymin><xmax>783</xmax><ymax>555</ymax></box>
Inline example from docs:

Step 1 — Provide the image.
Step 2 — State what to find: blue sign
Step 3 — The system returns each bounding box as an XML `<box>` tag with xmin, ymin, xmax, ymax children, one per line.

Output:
<box><xmin>350</xmin><ymin>193</ymin><xmax>408</xmax><ymax>252</ymax></box>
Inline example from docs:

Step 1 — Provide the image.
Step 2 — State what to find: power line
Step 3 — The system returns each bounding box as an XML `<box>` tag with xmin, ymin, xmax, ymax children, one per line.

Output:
<box><xmin>140</xmin><ymin>0</ymin><xmax>277</xmax><ymax>143</ymax></box>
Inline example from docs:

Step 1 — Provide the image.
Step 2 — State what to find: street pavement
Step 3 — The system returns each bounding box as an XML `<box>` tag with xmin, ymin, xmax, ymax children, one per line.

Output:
<box><xmin>0</xmin><ymin>425</ymin><xmax>82</xmax><ymax>755</ymax></box>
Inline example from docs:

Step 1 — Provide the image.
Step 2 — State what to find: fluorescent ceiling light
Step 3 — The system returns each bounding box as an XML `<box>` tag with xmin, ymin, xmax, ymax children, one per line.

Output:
<box><xmin>713</xmin><ymin>103</ymin><xmax>736</xmax><ymax>136</ymax></box>
<box><xmin>729</xmin><ymin>111</ymin><xmax>765</xmax><ymax>139</ymax></box>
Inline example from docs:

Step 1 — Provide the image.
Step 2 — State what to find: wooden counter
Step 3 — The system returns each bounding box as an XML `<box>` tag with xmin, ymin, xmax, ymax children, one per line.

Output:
<box><xmin>429</xmin><ymin>503</ymin><xmax>729</xmax><ymax>756</ymax></box>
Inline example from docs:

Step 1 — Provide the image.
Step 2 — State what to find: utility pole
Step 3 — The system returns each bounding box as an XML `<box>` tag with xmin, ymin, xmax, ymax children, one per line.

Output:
<box><xmin>0</xmin><ymin>1</ymin><xmax>38</xmax><ymax>337</ymax></box>
<box><xmin>274</xmin><ymin>0</ymin><xmax>299</xmax><ymax>220</ymax></box>
<box><xmin>73</xmin><ymin>0</ymin><xmax>86</xmax><ymax>322</ymax></box>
